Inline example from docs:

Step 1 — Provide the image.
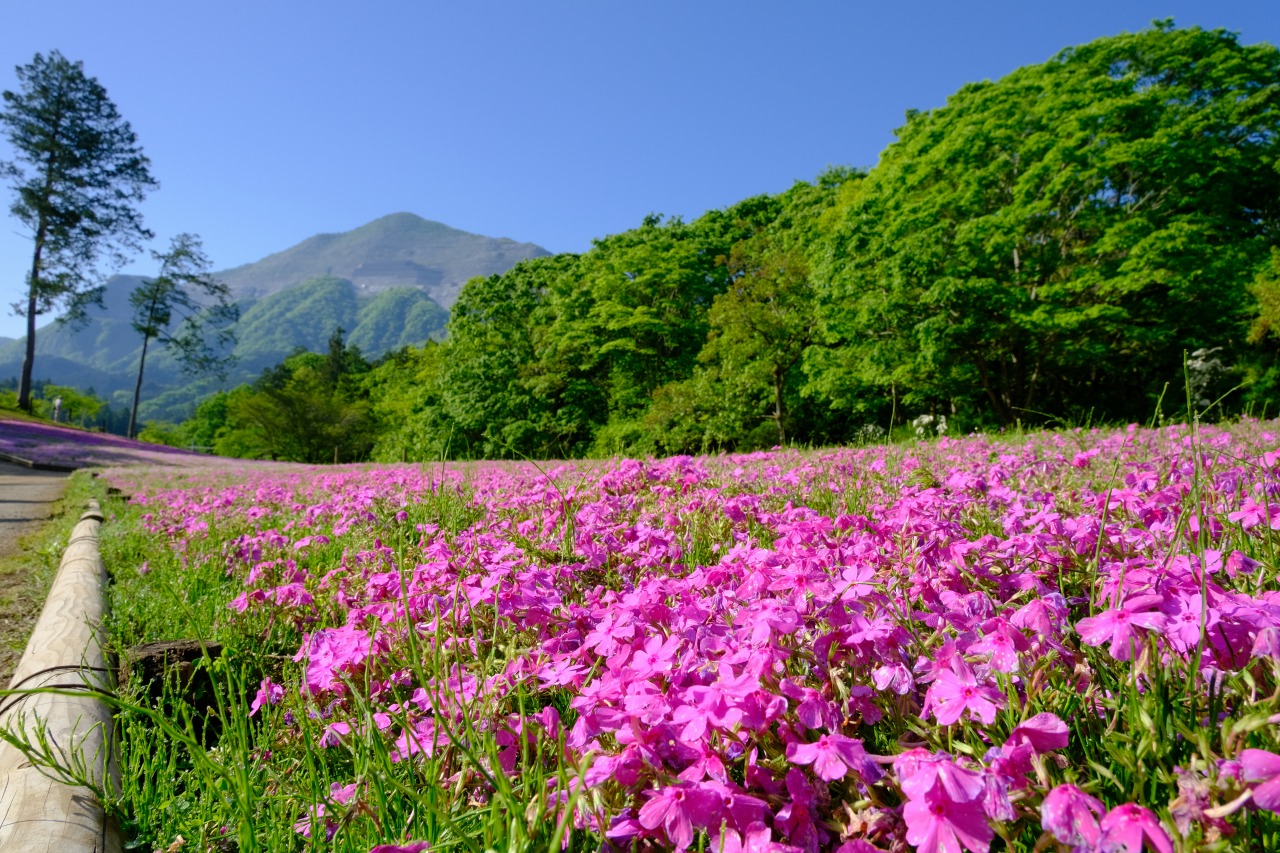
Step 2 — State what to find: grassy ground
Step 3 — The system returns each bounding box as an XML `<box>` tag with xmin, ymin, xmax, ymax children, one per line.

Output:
<box><xmin>0</xmin><ymin>405</ymin><xmax>83</xmax><ymax>428</ymax></box>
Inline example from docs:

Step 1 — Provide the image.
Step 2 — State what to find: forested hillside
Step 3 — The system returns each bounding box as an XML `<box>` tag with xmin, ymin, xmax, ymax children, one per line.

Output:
<box><xmin>169</xmin><ymin>24</ymin><xmax>1280</xmax><ymax>462</ymax></box>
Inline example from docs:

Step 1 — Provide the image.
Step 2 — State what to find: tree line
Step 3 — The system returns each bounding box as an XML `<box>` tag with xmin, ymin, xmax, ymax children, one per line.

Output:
<box><xmin>97</xmin><ymin>25</ymin><xmax>1280</xmax><ymax>460</ymax></box>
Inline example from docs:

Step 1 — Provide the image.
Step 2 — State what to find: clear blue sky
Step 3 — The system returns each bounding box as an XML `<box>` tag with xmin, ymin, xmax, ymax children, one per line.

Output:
<box><xmin>1</xmin><ymin>1</ymin><xmax>1277</xmax><ymax>339</ymax></box>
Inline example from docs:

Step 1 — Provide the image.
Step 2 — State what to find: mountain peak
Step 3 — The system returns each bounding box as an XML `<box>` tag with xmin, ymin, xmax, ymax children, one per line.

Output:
<box><xmin>216</xmin><ymin>214</ymin><xmax>549</xmax><ymax>307</ymax></box>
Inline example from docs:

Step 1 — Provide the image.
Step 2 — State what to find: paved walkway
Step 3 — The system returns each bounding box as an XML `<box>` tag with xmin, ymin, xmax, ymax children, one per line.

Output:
<box><xmin>0</xmin><ymin>460</ymin><xmax>69</xmax><ymax>559</ymax></box>
<box><xmin>0</xmin><ymin>460</ymin><xmax>70</xmax><ymax>685</ymax></box>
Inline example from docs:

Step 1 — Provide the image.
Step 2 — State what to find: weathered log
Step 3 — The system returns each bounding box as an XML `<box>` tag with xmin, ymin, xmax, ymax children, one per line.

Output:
<box><xmin>122</xmin><ymin>639</ymin><xmax>224</xmax><ymax>746</ymax></box>
<box><xmin>0</xmin><ymin>500</ymin><xmax>121</xmax><ymax>852</ymax></box>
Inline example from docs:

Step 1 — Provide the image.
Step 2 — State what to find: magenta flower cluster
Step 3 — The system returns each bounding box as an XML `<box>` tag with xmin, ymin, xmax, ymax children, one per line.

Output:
<box><xmin>113</xmin><ymin>421</ymin><xmax>1280</xmax><ymax>852</ymax></box>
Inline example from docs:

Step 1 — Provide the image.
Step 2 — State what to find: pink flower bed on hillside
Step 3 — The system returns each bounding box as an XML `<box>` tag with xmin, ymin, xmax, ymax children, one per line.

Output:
<box><xmin>109</xmin><ymin>422</ymin><xmax>1280</xmax><ymax>851</ymax></box>
<box><xmin>0</xmin><ymin>418</ymin><xmax>211</xmax><ymax>469</ymax></box>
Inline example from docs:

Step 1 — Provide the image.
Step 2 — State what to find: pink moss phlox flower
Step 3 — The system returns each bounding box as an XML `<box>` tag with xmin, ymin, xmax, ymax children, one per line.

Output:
<box><xmin>270</xmin><ymin>581</ymin><xmax>314</xmax><ymax>608</ymax></box>
<box><xmin>369</xmin><ymin>843</ymin><xmax>429</xmax><ymax>853</ymax></box>
<box><xmin>847</xmin><ymin>685</ymin><xmax>883</xmax><ymax>725</ymax></box>
<box><xmin>248</xmin><ymin>678</ymin><xmax>284</xmax><ymax>717</ymax></box>
<box><xmin>1239</xmin><ymin>748</ymin><xmax>1280</xmax><ymax>811</ymax></box>
<box><xmin>677</xmin><ymin>740</ymin><xmax>730</xmax><ymax>783</ymax></box>
<box><xmin>622</xmin><ymin>679</ymin><xmax>672</xmax><ymax>726</ymax></box>
<box><xmin>895</xmin><ymin>749</ymin><xmax>986</xmax><ymax>803</ymax></box>
<box><xmin>981</xmin><ymin>771</ymin><xmax>1016</xmax><ymax>822</ymax></box>
<box><xmin>1010</xmin><ymin>595</ymin><xmax>1067</xmax><ymax>638</ymax></box>
<box><xmin>1076</xmin><ymin>594</ymin><xmax>1167</xmax><ymax>661</ymax></box>
<box><xmin>1159</xmin><ymin>592</ymin><xmax>1217</xmax><ymax>654</ymax></box>
<box><xmin>604</xmin><ymin>812</ymin><xmax>643</xmax><ymax>844</ymax></box>
<box><xmin>295</xmin><ymin>624</ymin><xmax>376</xmax><ymax>696</ymax></box>
<box><xmin>745</xmin><ymin>747</ymin><xmax>784</xmax><ymax>797</ymax></box>
<box><xmin>902</xmin><ymin>785</ymin><xmax>994</xmax><ymax>853</ymax></box>
<box><xmin>1072</xmin><ymin>449</ymin><xmax>1100</xmax><ymax>468</ymax></box>
<box><xmin>1252</xmin><ymin>626</ymin><xmax>1280</xmax><ymax>661</ymax></box>
<box><xmin>585</xmin><ymin>745</ymin><xmax>648</xmax><ymax>788</ymax></box>
<box><xmin>320</xmin><ymin>721</ymin><xmax>351</xmax><ymax>748</ymax></box>
<box><xmin>708</xmin><ymin>822</ymin><xmax>773</xmax><ymax>853</ymax></box>
<box><xmin>833</xmin><ymin>842</ymin><xmax>887</xmax><ymax>853</ymax></box>
<box><xmin>781</xmin><ymin>679</ymin><xmax>839</xmax><ymax>730</ymax></box>
<box><xmin>1005</xmin><ymin>712</ymin><xmax>1069</xmax><ymax>754</ymax></box>
<box><xmin>671</xmin><ymin>702</ymin><xmax>711</xmax><ymax>742</ymax></box>
<box><xmin>914</xmin><ymin>637</ymin><xmax>964</xmax><ymax>686</ymax></box>
<box><xmin>786</xmin><ymin>734</ymin><xmax>881</xmax><ymax>783</ymax></box>
<box><xmin>701</xmin><ymin>780</ymin><xmax>770</xmax><ymax>831</ymax></box>
<box><xmin>627</xmin><ymin>632</ymin><xmax>682</xmax><ymax>679</ymax></box>
<box><xmin>1225</xmin><ymin>549</ymin><xmax>1259</xmax><ymax>576</ymax></box>
<box><xmin>678</xmin><ymin>661</ymin><xmax>761</xmax><ymax>736</ymax></box>
<box><xmin>843</xmin><ymin>611</ymin><xmax>904</xmax><ymax>654</ymax></box>
<box><xmin>984</xmin><ymin>745</ymin><xmax>1033</xmax><ymax>785</ymax></box>
<box><xmin>638</xmin><ymin>783</ymin><xmax>719</xmax><ymax>851</ymax></box>
<box><xmin>582</xmin><ymin>610</ymin><xmax>636</xmax><ymax>657</ymax></box>
<box><xmin>735</xmin><ymin>597</ymin><xmax>801</xmax><ymax>645</ymax></box>
<box><xmin>938</xmin><ymin>590</ymin><xmax>995</xmax><ymax>633</ymax></box>
<box><xmin>1039</xmin><ymin>784</ymin><xmax>1105</xmax><ymax>851</ymax></box>
<box><xmin>293</xmin><ymin>782</ymin><xmax>360</xmax><ymax>840</ymax></box>
<box><xmin>292</xmin><ymin>534</ymin><xmax>331</xmax><ymax>551</ymax></box>
<box><xmin>923</xmin><ymin>661</ymin><xmax>1004</xmax><ymax>726</ymax></box>
<box><xmin>391</xmin><ymin>718</ymin><xmax>441</xmax><ymax>763</ymax></box>
<box><xmin>531</xmin><ymin>705</ymin><xmax>561</xmax><ymax>739</ymax></box>
<box><xmin>1225</xmin><ymin>495</ymin><xmax>1264</xmax><ymax>529</ymax></box>
<box><xmin>1098</xmin><ymin>803</ymin><xmax>1174</xmax><ymax>853</ymax></box>
<box><xmin>838</xmin><ymin>564</ymin><xmax>880</xmax><ymax>602</ymax></box>
<box><xmin>968</xmin><ymin>617</ymin><xmax>1030</xmax><ymax>672</ymax></box>
<box><xmin>228</xmin><ymin>588</ymin><xmax>268</xmax><ymax>612</ymax></box>
<box><xmin>872</xmin><ymin>662</ymin><xmax>914</xmax><ymax>695</ymax></box>
<box><xmin>775</xmin><ymin>768</ymin><xmax>828</xmax><ymax>851</ymax></box>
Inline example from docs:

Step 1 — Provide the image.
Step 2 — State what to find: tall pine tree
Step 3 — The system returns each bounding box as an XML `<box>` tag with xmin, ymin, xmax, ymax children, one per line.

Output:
<box><xmin>1</xmin><ymin>51</ymin><xmax>157</xmax><ymax>411</ymax></box>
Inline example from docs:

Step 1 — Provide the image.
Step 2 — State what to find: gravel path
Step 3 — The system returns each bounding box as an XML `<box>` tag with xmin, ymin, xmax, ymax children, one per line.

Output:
<box><xmin>0</xmin><ymin>460</ymin><xmax>69</xmax><ymax>559</ymax></box>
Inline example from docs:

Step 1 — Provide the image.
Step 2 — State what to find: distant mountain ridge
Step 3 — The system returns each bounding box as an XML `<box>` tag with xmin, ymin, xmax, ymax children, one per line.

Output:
<box><xmin>0</xmin><ymin>213</ymin><xmax>551</xmax><ymax>420</ymax></box>
<box><xmin>216</xmin><ymin>212</ymin><xmax>549</xmax><ymax>308</ymax></box>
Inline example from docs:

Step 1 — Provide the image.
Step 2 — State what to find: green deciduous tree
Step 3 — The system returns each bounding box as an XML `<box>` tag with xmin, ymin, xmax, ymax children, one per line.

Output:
<box><xmin>227</xmin><ymin>329</ymin><xmax>375</xmax><ymax>463</ymax></box>
<box><xmin>442</xmin><ymin>256</ymin><xmax>574</xmax><ymax>459</ymax></box>
<box><xmin>533</xmin><ymin>214</ymin><xmax>744</xmax><ymax>455</ymax></box>
<box><xmin>35</xmin><ymin>383</ymin><xmax>102</xmax><ymax>427</ymax></box>
<box><xmin>705</xmin><ymin>236</ymin><xmax>815</xmax><ymax>445</ymax></box>
<box><xmin>814</xmin><ymin>23</ymin><xmax>1280</xmax><ymax>426</ymax></box>
<box><xmin>0</xmin><ymin>51</ymin><xmax>157</xmax><ymax>411</ymax></box>
<box><xmin>127</xmin><ymin>233</ymin><xmax>238</xmax><ymax>437</ymax></box>
<box><xmin>363</xmin><ymin>343</ymin><xmax>451</xmax><ymax>462</ymax></box>
<box><xmin>698</xmin><ymin>176</ymin><xmax>855</xmax><ymax>447</ymax></box>
<box><xmin>1248</xmin><ymin>250</ymin><xmax>1280</xmax><ymax>345</ymax></box>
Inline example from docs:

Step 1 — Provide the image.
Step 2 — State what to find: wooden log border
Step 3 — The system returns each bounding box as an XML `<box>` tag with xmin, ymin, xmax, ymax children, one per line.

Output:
<box><xmin>0</xmin><ymin>499</ymin><xmax>120</xmax><ymax>852</ymax></box>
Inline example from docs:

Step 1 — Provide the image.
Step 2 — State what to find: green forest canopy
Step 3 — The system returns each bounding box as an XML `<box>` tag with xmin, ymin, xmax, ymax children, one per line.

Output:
<box><xmin>165</xmin><ymin>23</ymin><xmax>1280</xmax><ymax>462</ymax></box>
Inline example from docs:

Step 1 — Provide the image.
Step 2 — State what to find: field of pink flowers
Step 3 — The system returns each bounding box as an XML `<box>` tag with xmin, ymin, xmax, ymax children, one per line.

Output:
<box><xmin>98</xmin><ymin>421</ymin><xmax>1280</xmax><ymax>852</ymax></box>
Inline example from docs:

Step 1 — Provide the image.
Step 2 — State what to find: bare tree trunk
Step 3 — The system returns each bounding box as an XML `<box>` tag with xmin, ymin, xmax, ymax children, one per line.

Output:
<box><xmin>128</xmin><ymin>333</ymin><xmax>151</xmax><ymax>439</ymax></box>
<box><xmin>17</xmin><ymin>232</ymin><xmax>45</xmax><ymax>413</ymax></box>
<box><xmin>974</xmin><ymin>355</ymin><xmax>1012</xmax><ymax>424</ymax></box>
<box><xmin>18</xmin><ymin>144</ymin><xmax>60</xmax><ymax>413</ymax></box>
<box><xmin>773</xmin><ymin>369</ymin><xmax>787</xmax><ymax>446</ymax></box>
<box><xmin>18</xmin><ymin>290</ymin><xmax>37</xmax><ymax>413</ymax></box>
